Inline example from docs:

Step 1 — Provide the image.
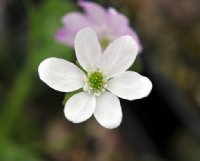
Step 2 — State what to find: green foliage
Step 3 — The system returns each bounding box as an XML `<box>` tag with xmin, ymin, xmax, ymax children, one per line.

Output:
<box><xmin>0</xmin><ymin>0</ymin><xmax>78</xmax><ymax>160</ymax></box>
<box><xmin>129</xmin><ymin>56</ymin><xmax>142</xmax><ymax>72</ymax></box>
<box><xmin>0</xmin><ymin>141</ymin><xmax>44</xmax><ymax>161</ymax></box>
<box><xmin>27</xmin><ymin>0</ymin><xmax>77</xmax><ymax>73</ymax></box>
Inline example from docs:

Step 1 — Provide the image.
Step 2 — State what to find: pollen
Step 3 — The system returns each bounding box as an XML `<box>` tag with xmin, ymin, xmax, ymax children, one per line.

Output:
<box><xmin>84</xmin><ymin>70</ymin><xmax>106</xmax><ymax>95</ymax></box>
<box><xmin>100</xmin><ymin>37</ymin><xmax>110</xmax><ymax>49</ymax></box>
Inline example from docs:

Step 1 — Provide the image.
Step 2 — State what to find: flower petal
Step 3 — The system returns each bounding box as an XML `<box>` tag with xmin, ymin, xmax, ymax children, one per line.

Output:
<box><xmin>94</xmin><ymin>91</ymin><xmax>122</xmax><ymax>129</ymax></box>
<box><xmin>55</xmin><ymin>28</ymin><xmax>75</xmax><ymax>47</ymax></box>
<box><xmin>107</xmin><ymin>71</ymin><xmax>152</xmax><ymax>100</ymax></box>
<box><xmin>64</xmin><ymin>92</ymin><xmax>96</xmax><ymax>123</ymax></box>
<box><xmin>100</xmin><ymin>36</ymin><xmax>138</xmax><ymax>78</ymax></box>
<box><xmin>61</xmin><ymin>12</ymin><xmax>91</xmax><ymax>31</ymax></box>
<box><xmin>106</xmin><ymin>8</ymin><xmax>142</xmax><ymax>53</ymax></box>
<box><xmin>75</xmin><ymin>27</ymin><xmax>101</xmax><ymax>71</ymax></box>
<box><xmin>115</xmin><ymin>26</ymin><xmax>143</xmax><ymax>53</ymax></box>
<box><xmin>38</xmin><ymin>57</ymin><xmax>85</xmax><ymax>92</ymax></box>
<box><xmin>56</xmin><ymin>13</ymin><xmax>92</xmax><ymax>46</ymax></box>
<box><xmin>107</xmin><ymin>8</ymin><xmax>128</xmax><ymax>28</ymax></box>
<box><xmin>79</xmin><ymin>1</ymin><xmax>106</xmax><ymax>25</ymax></box>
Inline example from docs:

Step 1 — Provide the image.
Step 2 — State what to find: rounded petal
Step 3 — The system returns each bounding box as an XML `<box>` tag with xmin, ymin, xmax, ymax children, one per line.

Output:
<box><xmin>61</xmin><ymin>12</ymin><xmax>91</xmax><ymax>31</ymax></box>
<box><xmin>107</xmin><ymin>8</ymin><xmax>128</xmax><ymax>28</ymax></box>
<box><xmin>126</xmin><ymin>29</ymin><xmax>143</xmax><ymax>53</ymax></box>
<box><xmin>75</xmin><ymin>27</ymin><xmax>101</xmax><ymax>71</ymax></box>
<box><xmin>38</xmin><ymin>57</ymin><xmax>85</xmax><ymax>92</ymax></box>
<box><xmin>94</xmin><ymin>91</ymin><xmax>122</xmax><ymax>129</ymax></box>
<box><xmin>107</xmin><ymin>8</ymin><xmax>142</xmax><ymax>53</ymax></box>
<box><xmin>56</xmin><ymin>13</ymin><xmax>92</xmax><ymax>46</ymax></box>
<box><xmin>107</xmin><ymin>71</ymin><xmax>152</xmax><ymax>100</ymax></box>
<box><xmin>64</xmin><ymin>92</ymin><xmax>96</xmax><ymax>123</ymax></box>
<box><xmin>55</xmin><ymin>28</ymin><xmax>75</xmax><ymax>46</ymax></box>
<box><xmin>100</xmin><ymin>36</ymin><xmax>138</xmax><ymax>78</ymax></box>
<box><xmin>115</xmin><ymin>26</ymin><xmax>143</xmax><ymax>53</ymax></box>
<box><xmin>79</xmin><ymin>1</ymin><xmax>106</xmax><ymax>25</ymax></box>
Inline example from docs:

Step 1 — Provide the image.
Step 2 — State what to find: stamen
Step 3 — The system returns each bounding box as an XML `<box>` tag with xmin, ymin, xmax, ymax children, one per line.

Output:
<box><xmin>84</xmin><ymin>70</ymin><xmax>106</xmax><ymax>95</ymax></box>
<box><xmin>100</xmin><ymin>37</ymin><xmax>111</xmax><ymax>49</ymax></box>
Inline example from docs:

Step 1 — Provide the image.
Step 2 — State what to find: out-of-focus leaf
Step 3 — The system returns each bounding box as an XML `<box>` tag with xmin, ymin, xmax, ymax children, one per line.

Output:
<box><xmin>170</xmin><ymin>131</ymin><xmax>200</xmax><ymax>161</ymax></box>
<box><xmin>27</xmin><ymin>0</ymin><xmax>78</xmax><ymax>74</ymax></box>
<box><xmin>1</xmin><ymin>0</ymin><xmax>77</xmax><ymax>137</ymax></box>
<box><xmin>129</xmin><ymin>56</ymin><xmax>142</xmax><ymax>72</ymax></box>
<box><xmin>0</xmin><ymin>141</ymin><xmax>44</xmax><ymax>161</ymax></box>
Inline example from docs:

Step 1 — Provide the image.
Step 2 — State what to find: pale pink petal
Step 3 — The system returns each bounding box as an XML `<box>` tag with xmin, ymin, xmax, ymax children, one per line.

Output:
<box><xmin>107</xmin><ymin>8</ymin><xmax>128</xmax><ymax>28</ymax></box>
<box><xmin>61</xmin><ymin>12</ymin><xmax>91</xmax><ymax>31</ymax></box>
<box><xmin>55</xmin><ymin>28</ymin><xmax>75</xmax><ymax>47</ymax></box>
<box><xmin>107</xmin><ymin>71</ymin><xmax>152</xmax><ymax>100</ymax></box>
<box><xmin>56</xmin><ymin>12</ymin><xmax>93</xmax><ymax>46</ymax></box>
<box><xmin>115</xmin><ymin>26</ymin><xmax>143</xmax><ymax>53</ymax></box>
<box><xmin>79</xmin><ymin>1</ymin><xmax>106</xmax><ymax>25</ymax></box>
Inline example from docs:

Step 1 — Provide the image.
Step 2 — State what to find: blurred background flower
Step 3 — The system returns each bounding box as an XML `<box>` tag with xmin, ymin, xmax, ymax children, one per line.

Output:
<box><xmin>55</xmin><ymin>1</ymin><xmax>142</xmax><ymax>52</ymax></box>
<box><xmin>0</xmin><ymin>0</ymin><xmax>200</xmax><ymax>161</ymax></box>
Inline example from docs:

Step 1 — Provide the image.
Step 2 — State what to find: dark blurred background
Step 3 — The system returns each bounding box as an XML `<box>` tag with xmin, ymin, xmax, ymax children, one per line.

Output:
<box><xmin>0</xmin><ymin>0</ymin><xmax>200</xmax><ymax>161</ymax></box>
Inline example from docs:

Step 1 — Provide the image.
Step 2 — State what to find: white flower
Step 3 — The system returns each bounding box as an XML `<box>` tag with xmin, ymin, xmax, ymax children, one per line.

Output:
<box><xmin>38</xmin><ymin>27</ymin><xmax>152</xmax><ymax>129</ymax></box>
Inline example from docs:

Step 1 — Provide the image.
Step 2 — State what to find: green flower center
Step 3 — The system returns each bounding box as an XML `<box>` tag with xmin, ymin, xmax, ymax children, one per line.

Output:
<box><xmin>100</xmin><ymin>37</ymin><xmax>111</xmax><ymax>49</ymax></box>
<box><xmin>84</xmin><ymin>70</ymin><xmax>106</xmax><ymax>95</ymax></box>
<box><xmin>88</xmin><ymin>71</ymin><xmax>104</xmax><ymax>91</ymax></box>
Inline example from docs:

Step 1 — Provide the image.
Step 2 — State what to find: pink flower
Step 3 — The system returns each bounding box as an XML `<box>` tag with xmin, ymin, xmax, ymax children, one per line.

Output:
<box><xmin>56</xmin><ymin>1</ymin><xmax>142</xmax><ymax>52</ymax></box>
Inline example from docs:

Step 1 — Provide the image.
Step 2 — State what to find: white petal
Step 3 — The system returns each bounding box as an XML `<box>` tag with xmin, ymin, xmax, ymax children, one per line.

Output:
<box><xmin>107</xmin><ymin>71</ymin><xmax>152</xmax><ymax>100</ymax></box>
<box><xmin>94</xmin><ymin>91</ymin><xmax>122</xmax><ymax>129</ymax></box>
<box><xmin>100</xmin><ymin>36</ymin><xmax>138</xmax><ymax>78</ymax></box>
<box><xmin>64</xmin><ymin>92</ymin><xmax>96</xmax><ymax>123</ymax></box>
<box><xmin>75</xmin><ymin>27</ymin><xmax>101</xmax><ymax>71</ymax></box>
<box><xmin>38</xmin><ymin>58</ymin><xmax>85</xmax><ymax>92</ymax></box>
